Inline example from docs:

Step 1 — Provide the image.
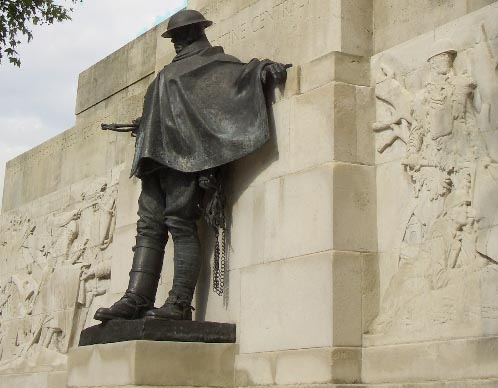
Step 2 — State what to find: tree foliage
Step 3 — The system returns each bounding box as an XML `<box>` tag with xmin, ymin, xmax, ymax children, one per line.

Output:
<box><xmin>0</xmin><ymin>0</ymin><xmax>81</xmax><ymax>66</ymax></box>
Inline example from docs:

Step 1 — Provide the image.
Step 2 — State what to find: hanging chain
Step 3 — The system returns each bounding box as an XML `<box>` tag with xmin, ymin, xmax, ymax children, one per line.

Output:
<box><xmin>202</xmin><ymin>171</ymin><xmax>227</xmax><ymax>297</ymax></box>
<box><xmin>212</xmin><ymin>201</ymin><xmax>226</xmax><ymax>296</ymax></box>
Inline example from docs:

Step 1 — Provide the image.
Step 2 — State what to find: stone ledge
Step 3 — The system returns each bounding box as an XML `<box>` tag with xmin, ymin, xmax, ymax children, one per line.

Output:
<box><xmin>79</xmin><ymin>318</ymin><xmax>236</xmax><ymax>346</ymax></box>
<box><xmin>300</xmin><ymin>51</ymin><xmax>371</xmax><ymax>93</ymax></box>
<box><xmin>68</xmin><ymin>383</ymin><xmax>498</xmax><ymax>388</ymax></box>
<box><xmin>71</xmin><ymin>385</ymin><xmax>368</xmax><ymax>388</ymax></box>
<box><xmin>366</xmin><ymin>379</ymin><xmax>498</xmax><ymax>388</ymax></box>
<box><xmin>235</xmin><ymin>347</ymin><xmax>362</xmax><ymax>386</ymax></box>
<box><xmin>68</xmin><ymin>340</ymin><xmax>238</xmax><ymax>387</ymax></box>
<box><xmin>242</xmin><ymin>383</ymin><xmax>498</xmax><ymax>388</ymax></box>
<box><xmin>362</xmin><ymin>336</ymin><xmax>498</xmax><ymax>384</ymax></box>
<box><xmin>0</xmin><ymin>371</ymin><xmax>67</xmax><ymax>388</ymax></box>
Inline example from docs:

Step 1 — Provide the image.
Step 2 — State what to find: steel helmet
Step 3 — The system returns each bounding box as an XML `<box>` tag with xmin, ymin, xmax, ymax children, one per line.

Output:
<box><xmin>444</xmin><ymin>190</ymin><xmax>471</xmax><ymax>211</ymax></box>
<box><xmin>161</xmin><ymin>9</ymin><xmax>213</xmax><ymax>38</ymax></box>
<box><xmin>427</xmin><ymin>39</ymin><xmax>457</xmax><ymax>61</ymax></box>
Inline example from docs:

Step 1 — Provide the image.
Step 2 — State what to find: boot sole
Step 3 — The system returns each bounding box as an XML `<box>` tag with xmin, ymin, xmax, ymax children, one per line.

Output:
<box><xmin>94</xmin><ymin>311</ymin><xmax>132</xmax><ymax>322</ymax></box>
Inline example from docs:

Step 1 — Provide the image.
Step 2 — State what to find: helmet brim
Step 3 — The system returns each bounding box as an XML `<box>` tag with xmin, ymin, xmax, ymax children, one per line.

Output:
<box><xmin>161</xmin><ymin>20</ymin><xmax>213</xmax><ymax>38</ymax></box>
<box><xmin>427</xmin><ymin>49</ymin><xmax>457</xmax><ymax>62</ymax></box>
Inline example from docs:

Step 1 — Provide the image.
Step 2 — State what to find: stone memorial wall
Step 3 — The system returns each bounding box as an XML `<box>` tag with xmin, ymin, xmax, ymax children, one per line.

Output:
<box><xmin>0</xmin><ymin>1</ymin><xmax>497</xmax><ymax>387</ymax></box>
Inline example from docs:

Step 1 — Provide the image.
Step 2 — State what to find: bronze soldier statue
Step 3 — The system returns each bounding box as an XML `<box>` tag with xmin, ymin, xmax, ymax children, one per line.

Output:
<box><xmin>95</xmin><ymin>9</ymin><xmax>289</xmax><ymax>321</ymax></box>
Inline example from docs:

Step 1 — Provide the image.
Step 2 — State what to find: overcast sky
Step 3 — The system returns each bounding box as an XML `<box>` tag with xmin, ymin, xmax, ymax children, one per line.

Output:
<box><xmin>0</xmin><ymin>0</ymin><xmax>187</xmax><ymax>210</ymax></box>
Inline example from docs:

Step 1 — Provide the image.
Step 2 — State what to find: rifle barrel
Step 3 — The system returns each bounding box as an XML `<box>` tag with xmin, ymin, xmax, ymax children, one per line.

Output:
<box><xmin>101</xmin><ymin>123</ymin><xmax>138</xmax><ymax>132</ymax></box>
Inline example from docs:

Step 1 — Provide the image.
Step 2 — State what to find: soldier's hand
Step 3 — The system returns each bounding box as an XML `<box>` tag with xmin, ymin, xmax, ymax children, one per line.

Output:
<box><xmin>132</xmin><ymin>117</ymin><xmax>142</xmax><ymax>127</ymax></box>
<box><xmin>262</xmin><ymin>62</ymin><xmax>290</xmax><ymax>84</ymax></box>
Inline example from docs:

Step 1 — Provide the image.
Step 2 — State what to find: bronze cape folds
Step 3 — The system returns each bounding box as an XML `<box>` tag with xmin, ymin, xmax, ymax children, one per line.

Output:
<box><xmin>131</xmin><ymin>36</ymin><xmax>272</xmax><ymax>178</ymax></box>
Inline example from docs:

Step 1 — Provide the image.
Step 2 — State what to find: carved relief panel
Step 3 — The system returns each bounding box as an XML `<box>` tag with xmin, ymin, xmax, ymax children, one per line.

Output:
<box><xmin>370</xmin><ymin>22</ymin><xmax>498</xmax><ymax>343</ymax></box>
<box><xmin>0</xmin><ymin>168</ymin><xmax>122</xmax><ymax>373</ymax></box>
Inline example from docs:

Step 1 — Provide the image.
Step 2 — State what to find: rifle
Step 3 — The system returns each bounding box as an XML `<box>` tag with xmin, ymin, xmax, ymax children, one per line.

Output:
<box><xmin>101</xmin><ymin>123</ymin><xmax>139</xmax><ymax>137</ymax></box>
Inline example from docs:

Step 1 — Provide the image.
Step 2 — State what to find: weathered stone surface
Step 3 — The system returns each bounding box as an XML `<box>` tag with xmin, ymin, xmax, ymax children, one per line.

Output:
<box><xmin>239</xmin><ymin>251</ymin><xmax>364</xmax><ymax>354</ymax></box>
<box><xmin>0</xmin><ymin>371</ymin><xmax>67</xmax><ymax>388</ymax></box>
<box><xmin>362</xmin><ymin>336</ymin><xmax>498</xmax><ymax>384</ymax></box>
<box><xmin>239</xmin><ymin>252</ymin><xmax>332</xmax><ymax>353</ymax></box>
<box><xmin>373</xmin><ymin>381</ymin><xmax>498</xmax><ymax>388</ymax></box>
<box><xmin>79</xmin><ymin>318</ymin><xmax>236</xmax><ymax>346</ymax></box>
<box><xmin>189</xmin><ymin>0</ymin><xmax>259</xmax><ymax>23</ymax></box>
<box><xmin>65</xmin><ymin>381</ymin><xmax>498</xmax><ymax>388</ymax></box>
<box><xmin>355</xmin><ymin>85</ymin><xmax>376</xmax><ymax>166</ymax></box>
<box><xmin>332</xmin><ymin>163</ymin><xmax>376</xmax><ymax>252</ymax></box>
<box><xmin>235</xmin><ymin>347</ymin><xmax>361</xmax><ymax>386</ymax></box>
<box><xmin>373</xmin><ymin>0</ymin><xmax>496</xmax><ymax>53</ymax></box>
<box><xmin>68</xmin><ymin>341</ymin><xmax>237</xmax><ymax>387</ymax></box>
<box><xmin>197</xmin><ymin>0</ymin><xmax>372</xmax><ymax>66</ymax></box>
<box><xmin>290</xmin><ymin>83</ymin><xmax>346</xmax><ymax>169</ymax></box>
<box><xmin>75</xmin><ymin>28</ymin><xmax>157</xmax><ymax>114</ymax></box>
<box><xmin>229</xmin><ymin>162</ymin><xmax>375</xmax><ymax>272</ymax></box>
<box><xmin>361</xmin><ymin>252</ymin><xmax>380</xmax><ymax>334</ymax></box>
<box><xmin>3</xmin><ymin>133</ymin><xmax>65</xmax><ymax>211</ymax></box>
<box><xmin>300</xmin><ymin>51</ymin><xmax>370</xmax><ymax>92</ymax></box>
<box><xmin>75</xmin><ymin>75</ymin><xmax>152</xmax><ymax>129</ymax></box>
<box><xmin>291</xmin><ymin>81</ymin><xmax>375</xmax><ymax>170</ymax></box>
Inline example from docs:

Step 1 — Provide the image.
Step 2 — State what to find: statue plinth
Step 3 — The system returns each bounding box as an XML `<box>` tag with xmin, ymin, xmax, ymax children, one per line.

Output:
<box><xmin>68</xmin><ymin>340</ymin><xmax>238</xmax><ymax>387</ymax></box>
<box><xmin>79</xmin><ymin>318</ymin><xmax>236</xmax><ymax>346</ymax></box>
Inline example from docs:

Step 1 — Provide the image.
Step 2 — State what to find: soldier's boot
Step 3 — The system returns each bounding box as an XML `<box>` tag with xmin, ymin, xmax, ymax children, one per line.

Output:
<box><xmin>94</xmin><ymin>246</ymin><xmax>164</xmax><ymax>321</ymax></box>
<box><xmin>145</xmin><ymin>294</ymin><xmax>195</xmax><ymax>320</ymax></box>
<box><xmin>145</xmin><ymin>232</ymin><xmax>200</xmax><ymax>320</ymax></box>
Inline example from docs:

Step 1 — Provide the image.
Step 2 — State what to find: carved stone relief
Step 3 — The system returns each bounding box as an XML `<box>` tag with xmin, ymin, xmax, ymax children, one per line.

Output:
<box><xmin>0</xmin><ymin>170</ymin><xmax>121</xmax><ymax>373</ymax></box>
<box><xmin>370</xmin><ymin>25</ymin><xmax>498</xmax><ymax>341</ymax></box>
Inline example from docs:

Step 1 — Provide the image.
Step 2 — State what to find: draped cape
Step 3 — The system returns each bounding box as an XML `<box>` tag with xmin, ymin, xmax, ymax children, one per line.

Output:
<box><xmin>131</xmin><ymin>39</ymin><xmax>271</xmax><ymax>177</ymax></box>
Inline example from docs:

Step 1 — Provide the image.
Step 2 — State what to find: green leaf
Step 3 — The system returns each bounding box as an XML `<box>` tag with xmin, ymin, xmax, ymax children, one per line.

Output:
<box><xmin>0</xmin><ymin>0</ymin><xmax>81</xmax><ymax>66</ymax></box>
